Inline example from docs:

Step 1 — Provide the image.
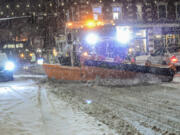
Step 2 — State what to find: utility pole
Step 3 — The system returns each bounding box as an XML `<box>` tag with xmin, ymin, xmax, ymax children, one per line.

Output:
<box><xmin>70</xmin><ymin>7</ymin><xmax>75</xmax><ymax>67</ymax></box>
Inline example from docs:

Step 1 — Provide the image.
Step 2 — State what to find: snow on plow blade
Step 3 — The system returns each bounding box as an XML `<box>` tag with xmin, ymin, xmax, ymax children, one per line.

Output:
<box><xmin>43</xmin><ymin>60</ymin><xmax>175</xmax><ymax>82</ymax></box>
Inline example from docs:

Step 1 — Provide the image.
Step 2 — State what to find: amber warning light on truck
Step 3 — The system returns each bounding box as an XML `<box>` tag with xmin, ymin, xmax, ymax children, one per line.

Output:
<box><xmin>66</xmin><ymin>20</ymin><xmax>105</xmax><ymax>29</ymax></box>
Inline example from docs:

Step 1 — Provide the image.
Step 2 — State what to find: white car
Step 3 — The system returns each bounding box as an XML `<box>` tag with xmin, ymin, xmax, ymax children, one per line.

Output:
<box><xmin>134</xmin><ymin>55</ymin><xmax>150</xmax><ymax>65</ymax></box>
<box><xmin>135</xmin><ymin>46</ymin><xmax>180</xmax><ymax>70</ymax></box>
<box><xmin>0</xmin><ymin>52</ymin><xmax>15</xmax><ymax>81</ymax></box>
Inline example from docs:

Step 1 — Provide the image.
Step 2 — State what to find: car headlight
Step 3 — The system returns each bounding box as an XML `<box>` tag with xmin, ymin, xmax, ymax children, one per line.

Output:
<box><xmin>37</xmin><ymin>58</ymin><xmax>44</xmax><ymax>65</ymax></box>
<box><xmin>5</xmin><ymin>61</ymin><xmax>15</xmax><ymax>71</ymax></box>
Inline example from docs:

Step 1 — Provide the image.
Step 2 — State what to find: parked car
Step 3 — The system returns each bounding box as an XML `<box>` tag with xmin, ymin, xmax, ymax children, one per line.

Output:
<box><xmin>135</xmin><ymin>46</ymin><xmax>180</xmax><ymax>70</ymax></box>
<box><xmin>0</xmin><ymin>51</ymin><xmax>15</xmax><ymax>81</ymax></box>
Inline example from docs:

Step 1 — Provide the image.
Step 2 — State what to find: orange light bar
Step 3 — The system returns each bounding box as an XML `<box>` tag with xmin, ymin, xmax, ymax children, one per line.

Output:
<box><xmin>86</xmin><ymin>20</ymin><xmax>96</xmax><ymax>28</ymax></box>
<box><xmin>97</xmin><ymin>21</ymin><xmax>104</xmax><ymax>26</ymax></box>
<box><xmin>66</xmin><ymin>20</ymin><xmax>110</xmax><ymax>29</ymax></box>
<box><xmin>66</xmin><ymin>22</ymin><xmax>73</xmax><ymax>27</ymax></box>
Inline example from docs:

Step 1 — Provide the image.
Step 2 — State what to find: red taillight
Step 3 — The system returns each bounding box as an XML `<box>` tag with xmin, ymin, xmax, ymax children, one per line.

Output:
<box><xmin>170</xmin><ymin>56</ymin><xmax>178</xmax><ymax>64</ymax></box>
<box><xmin>131</xmin><ymin>58</ymin><xmax>135</xmax><ymax>63</ymax></box>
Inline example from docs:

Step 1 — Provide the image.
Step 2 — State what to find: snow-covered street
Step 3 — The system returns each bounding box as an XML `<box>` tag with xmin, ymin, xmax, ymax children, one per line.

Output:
<box><xmin>0</xmin><ymin>75</ymin><xmax>117</xmax><ymax>135</ymax></box>
<box><xmin>0</xmin><ymin>73</ymin><xmax>180</xmax><ymax>135</ymax></box>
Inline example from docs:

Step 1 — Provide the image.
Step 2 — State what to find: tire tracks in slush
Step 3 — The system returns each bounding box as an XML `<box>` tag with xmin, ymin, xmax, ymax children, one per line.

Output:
<box><xmin>49</xmin><ymin>83</ymin><xmax>180</xmax><ymax>134</ymax></box>
<box><xmin>37</xmin><ymin>85</ymin><xmax>73</xmax><ymax>135</ymax></box>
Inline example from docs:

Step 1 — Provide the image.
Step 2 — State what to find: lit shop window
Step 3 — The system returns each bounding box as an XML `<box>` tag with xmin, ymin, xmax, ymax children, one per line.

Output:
<box><xmin>3</xmin><ymin>44</ymin><xmax>15</xmax><ymax>49</ymax></box>
<box><xmin>16</xmin><ymin>43</ymin><xmax>24</xmax><ymax>48</ymax></box>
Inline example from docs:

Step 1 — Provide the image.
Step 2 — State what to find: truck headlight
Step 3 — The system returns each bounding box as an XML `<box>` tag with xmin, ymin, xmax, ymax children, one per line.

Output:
<box><xmin>85</xmin><ymin>33</ymin><xmax>99</xmax><ymax>45</ymax></box>
<box><xmin>116</xmin><ymin>26</ymin><xmax>132</xmax><ymax>44</ymax></box>
<box><xmin>5</xmin><ymin>61</ymin><xmax>15</xmax><ymax>71</ymax></box>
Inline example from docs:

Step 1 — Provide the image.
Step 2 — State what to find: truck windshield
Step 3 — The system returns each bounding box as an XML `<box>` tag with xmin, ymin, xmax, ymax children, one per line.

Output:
<box><xmin>168</xmin><ymin>47</ymin><xmax>180</xmax><ymax>53</ymax></box>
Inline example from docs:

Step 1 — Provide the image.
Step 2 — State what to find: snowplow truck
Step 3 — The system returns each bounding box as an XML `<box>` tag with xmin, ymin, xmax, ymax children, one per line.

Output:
<box><xmin>43</xmin><ymin>20</ymin><xmax>176</xmax><ymax>82</ymax></box>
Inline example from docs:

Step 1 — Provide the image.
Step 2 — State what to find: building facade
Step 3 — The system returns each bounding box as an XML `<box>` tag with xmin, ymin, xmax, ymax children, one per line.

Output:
<box><xmin>0</xmin><ymin>0</ymin><xmax>65</xmax><ymax>51</ymax></box>
<box><xmin>0</xmin><ymin>0</ymin><xmax>180</xmax><ymax>54</ymax></box>
<box><xmin>62</xmin><ymin>0</ymin><xmax>180</xmax><ymax>53</ymax></box>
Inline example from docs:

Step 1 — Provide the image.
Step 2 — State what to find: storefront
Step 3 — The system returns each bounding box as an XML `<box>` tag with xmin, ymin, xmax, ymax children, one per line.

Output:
<box><xmin>154</xmin><ymin>27</ymin><xmax>180</xmax><ymax>49</ymax></box>
<box><xmin>129</xmin><ymin>28</ymin><xmax>147</xmax><ymax>55</ymax></box>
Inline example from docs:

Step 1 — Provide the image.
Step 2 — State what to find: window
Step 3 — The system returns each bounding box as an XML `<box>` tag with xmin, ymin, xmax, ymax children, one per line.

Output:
<box><xmin>176</xmin><ymin>3</ymin><xmax>180</xmax><ymax>19</ymax></box>
<box><xmin>16</xmin><ymin>43</ymin><xmax>24</xmax><ymax>48</ymax></box>
<box><xmin>112</xmin><ymin>7</ymin><xmax>121</xmax><ymax>12</ymax></box>
<box><xmin>158</xmin><ymin>4</ymin><xmax>167</xmax><ymax>19</ymax></box>
<box><xmin>112</xmin><ymin>6</ymin><xmax>122</xmax><ymax>20</ymax></box>
<box><xmin>3</xmin><ymin>45</ymin><xmax>7</xmax><ymax>49</ymax></box>
<box><xmin>5</xmin><ymin>44</ymin><xmax>15</xmax><ymax>48</ymax></box>
<box><xmin>92</xmin><ymin>14</ymin><xmax>97</xmax><ymax>20</ymax></box>
<box><xmin>113</xmin><ymin>12</ymin><xmax>119</xmax><ymax>20</ymax></box>
<box><xmin>136</xmin><ymin>4</ymin><xmax>142</xmax><ymax>20</ymax></box>
<box><xmin>92</xmin><ymin>6</ymin><xmax>102</xmax><ymax>20</ymax></box>
<box><xmin>92</xmin><ymin>7</ymin><xmax>102</xmax><ymax>14</ymax></box>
